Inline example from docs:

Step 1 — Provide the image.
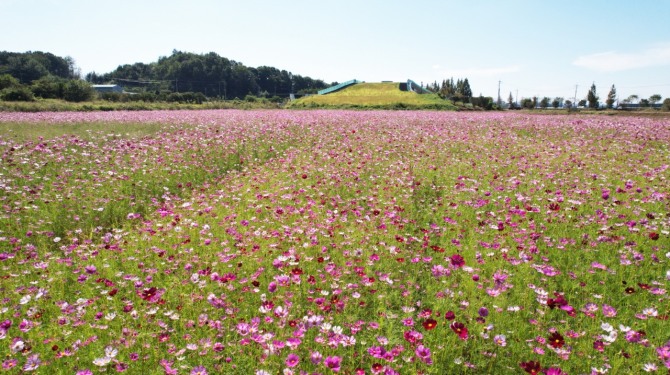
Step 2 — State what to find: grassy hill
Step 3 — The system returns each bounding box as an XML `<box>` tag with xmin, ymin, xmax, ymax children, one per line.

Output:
<box><xmin>288</xmin><ymin>82</ymin><xmax>457</xmax><ymax>110</ymax></box>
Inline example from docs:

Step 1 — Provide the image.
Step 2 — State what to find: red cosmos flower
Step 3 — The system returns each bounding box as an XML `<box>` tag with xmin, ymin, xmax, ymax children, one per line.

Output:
<box><xmin>519</xmin><ymin>360</ymin><xmax>542</xmax><ymax>374</ymax></box>
<box><xmin>291</xmin><ymin>268</ymin><xmax>303</xmax><ymax>275</ymax></box>
<box><xmin>593</xmin><ymin>340</ymin><xmax>605</xmax><ymax>352</ymax></box>
<box><xmin>422</xmin><ymin>318</ymin><xmax>437</xmax><ymax>331</ymax></box>
<box><xmin>547</xmin><ymin>293</ymin><xmax>567</xmax><ymax>309</ymax></box>
<box><xmin>548</xmin><ymin>203</ymin><xmax>560</xmax><ymax>211</ymax></box>
<box><xmin>450</xmin><ymin>254</ymin><xmax>465</xmax><ymax>268</ymax></box>
<box><xmin>450</xmin><ymin>321</ymin><xmax>468</xmax><ymax>340</ymax></box>
<box><xmin>547</xmin><ymin>332</ymin><xmax>565</xmax><ymax>348</ymax></box>
<box><xmin>444</xmin><ymin>311</ymin><xmax>455</xmax><ymax>321</ymax></box>
<box><xmin>301</xmin><ymin>174</ymin><xmax>308</xmax><ymax>179</ymax></box>
<box><xmin>139</xmin><ymin>287</ymin><xmax>165</xmax><ymax>303</ymax></box>
<box><xmin>430</xmin><ymin>245</ymin><xmax>445</xmax><ymax>253</ymax></box>
<box><xmin>648</xmin><ymin>232</ymin><xmax>659</xmax><ymax>240</ymax></box>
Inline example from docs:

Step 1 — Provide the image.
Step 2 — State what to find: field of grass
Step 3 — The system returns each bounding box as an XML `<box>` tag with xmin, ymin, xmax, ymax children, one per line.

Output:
<box><xmin>0</xmin><ymin>110</ymin><xmax>669</xmax><ymax>374</ymax></box>
<box><xmin>289</xmin><ymin>83</ymin><xmax>457</xmax><ymax>110</ymax></box>
<box><xmin>0</xmin><ymin>98</ymin><xmax>281</xmax><ymax>112</ymax></box>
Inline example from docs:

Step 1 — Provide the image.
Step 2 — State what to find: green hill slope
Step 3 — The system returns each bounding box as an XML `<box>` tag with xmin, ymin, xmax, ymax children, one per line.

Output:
<box><xmin>289</xmin><ymin>82</ymin><xmax>457</xmax><ymax>110</ymax></box>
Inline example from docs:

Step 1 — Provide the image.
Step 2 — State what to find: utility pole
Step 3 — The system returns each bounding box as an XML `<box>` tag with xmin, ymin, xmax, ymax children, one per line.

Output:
<box><xmin>497</xmin><ymin>80</ymin><xmax>502</xmax><ymax>108</ymax></box>
<box><xmin>574</xmin><ymin>84</ymin><xmax>578</xmax><ymax>106</ymax></box>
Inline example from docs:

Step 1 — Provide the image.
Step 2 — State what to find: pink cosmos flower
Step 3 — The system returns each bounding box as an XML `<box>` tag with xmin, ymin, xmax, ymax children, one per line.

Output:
<box><xmin>324</xmin><ymin>356</ymin><xmax>342</xmax><ymax>372</ymax></box>
<box><xmin>602</xmin><ymin>304</ymin><xmax>617</xmax><ymax>317</ymax></box>
<box><xmin>415</xmin><ymin>344</ymin><xmax>433</xmax><ymax>364</ymax></box>
<box><xmin>285</xmin><ymin>353</ymin><xmax>300</xmax><ymax>367</ymax></box>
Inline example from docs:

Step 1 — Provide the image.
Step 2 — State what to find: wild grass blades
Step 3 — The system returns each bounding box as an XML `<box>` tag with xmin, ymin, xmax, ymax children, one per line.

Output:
<box><xmin>0</xmin><ymin>110</ymin><xmax>669</xmax><ymax>374</ymax></box>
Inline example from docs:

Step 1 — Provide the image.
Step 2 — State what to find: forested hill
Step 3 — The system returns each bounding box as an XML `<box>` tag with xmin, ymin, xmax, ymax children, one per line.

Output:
<box><xmin>85</xmin><ymin>50</ymin><xmax>330</xmax><ymax>99</ymax></box>
<box><xmin>0</xmin><ymin>51</ymin><xmax>78</xmax><ymax>82</ymax></box>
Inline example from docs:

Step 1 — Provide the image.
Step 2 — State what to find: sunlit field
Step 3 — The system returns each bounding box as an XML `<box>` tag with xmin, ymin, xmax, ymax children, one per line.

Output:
<box><xmin>0</xmin><ymin>110</ymin><xmax>669</xmax><ymax>375</ymax></box>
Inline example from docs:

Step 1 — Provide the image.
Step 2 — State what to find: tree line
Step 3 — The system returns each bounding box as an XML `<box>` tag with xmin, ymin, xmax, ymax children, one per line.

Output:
<box><xmin>85</xmin><ymin>50</ymin><xmax>330</xmax><ymax>100</ymax></box>
<box><xmin>510</xmin><ymin>83</ymin><xmax>668</xmax><ymax>110</ymax></box>
<box><xmin>0</xmin><ymin>50</ymin><xmax>331</xmax><ymax>102</ymax></box>
<box><xmin>0</xmin><ymin>51</ymin><xmax>96</xmax><ymax>102</ymax></box>
<box><xmin>425</xmin><ymin>78</ymin><xmax>496</xmax><ymax>110</ymax></box>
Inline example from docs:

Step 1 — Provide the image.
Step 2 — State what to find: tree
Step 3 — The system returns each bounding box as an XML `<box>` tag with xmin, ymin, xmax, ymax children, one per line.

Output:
<box><xmin>532</xmin><ymin>96</ymin><xmax>538</xmax><ymax>109</ymax></box>
<box><xmin>578</xmin><ymin>99</ymin><xmax>587</xmax><ymax>107</ymax></box>
<box><xmin>564</xmin><ymin>99</ymin><xmax>573</xmax><ymax>109</ymax></box>
<box><xmin>587</xmin><ymin>83</ymin><xmax>599</xmax><ymax>109</ymax></box>
<box><xmin>605</xmin><ymin>84</ymin><xmax>616</xmax><ymax>109</ymax></box>
<box><xmin>552</xmin><ymin>97</ymin><xmax>563</xmax><ymax>109</ymax></box>
<box><xmin>539</xmin><ymin>97</ymin><xmax>550</xmax><ymax>109</ymax></box>
<box><xmin>461</xmin><ymin>78</ymin><xmax>472</xmax><ymax>100</ymax></box>
<box><xmin>1</xmin><ymin>86</ymin><xmax>34</xmax><ymax>101</ymax></box>
<box><xmin>507</xmin><ymin>92</ymin><xmax>514</xmax><ymax>108</ymax></box>
<box><xmin>62</xmin><ymin>79</ymin><xmax>95</xmax><ymax>102</ymax></box>
<box><xmin>639</xmin><ymin>98</ymin><xmax>650</xmax><ymax>107</ymax></box>
<box><xmin>0</xmin><ymin>74</ymin><xmax>20</xmax><ymax>90</ymax></box>
<box><xmin>662</xmin><ymin>98</ymin><xmax>670</xmax><ymax>111</ymax></box>
<box><xmin>649</xmin><ymin>94</ymin><xmax>662</xmax><ymax>107</ymax></box>
<box><xmin>521</xmin><ymin>98</ymin><xmax>534</xmax><ymax>109</ymax></box>
<box><xmin>31</xmin><ymin>75</ymin><xmax>66</xmax><ymax>99</ymax></box>
<box><xmin>627</xmin><ymin>94</ymin><xmax>639</xmax><ymax>104</ymax></box>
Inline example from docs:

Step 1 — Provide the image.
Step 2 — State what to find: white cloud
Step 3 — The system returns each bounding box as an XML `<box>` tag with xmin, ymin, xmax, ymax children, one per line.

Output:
<box><xmin>573</xmin><ymin>43</ymin><xmax>670</xmax><ymax>72</ymax></box>
<box><xmin>433</xmin><ymin>65</ymin><xmax>521</xmax><ymax>78</ymax></box>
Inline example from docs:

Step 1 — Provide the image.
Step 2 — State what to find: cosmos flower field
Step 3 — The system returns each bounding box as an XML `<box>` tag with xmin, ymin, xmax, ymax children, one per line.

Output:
<box><xmin>0</xmin><ymin>110</ymin><xmax>669</xmax><ymax>375</ymax></box>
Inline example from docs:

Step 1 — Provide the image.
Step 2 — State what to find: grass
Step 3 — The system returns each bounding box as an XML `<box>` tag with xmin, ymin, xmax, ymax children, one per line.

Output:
<box><xmin>0</xmin><ymin>98</ymin><xmax>281</xmax><ymax>112</ymax></box>
<box><xmin>289</xmin><ymin>82</ymin><xmax>457</xmax><ymax>110</ymax></box>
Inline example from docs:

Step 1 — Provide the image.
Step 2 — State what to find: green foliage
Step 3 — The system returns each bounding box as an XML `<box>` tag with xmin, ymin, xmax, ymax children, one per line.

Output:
<box><xmin>96</xmin><ymin>50</ymin><xmax>327</xmax><ymax>99</ymax></box>
<box><xmin>587</xmin><ymin>83</ymin><xmax>599</xmax><ymax>109</ymax></box>
<box><xmin>30</xmin><ymin>75</ymin><xmax>65</xmax><ymax>98</ymax></box>
<box><xmin>0</xmin><ymin>73</ymin><xmax>20</xmax><ymax>90</ymax></box>
<box><xmin>662</xmin><ymin>98</ymin><xmax>670</xmax><ymax>111</ymax></box>
<box><xmin>649</xmin><ymin>94</ymin><xmax>662</xmax><ymax>106</ymax></box>
<box><xmin>521</xmin><ymin>98</ymin><xmax>534</xmax><ymax>109</ymax></box>
<box><xmin>1</xmin><ymin>86</ymin><xmax>34</xmax><ymax>101</ymax></box>
<box><xmin>470</xmin><ymin>95</ymin><xmax>494</xmax><ymax>110</ymax></box>
<box><xmin>606</xmin><ymin>84</ymin><xmax>616</xmax><ymax>109</ymax></box>
<box><xmin>62</xmin><ymin>79</ymin><xmax>95</xmax><ymax>102</ymax></box>
<box><xmin>0</xmin><ymin>51</ymin><xmax>75</xmax><ymax>83</ymax></box>
<box><xmin>552</xmin><ymin>97</ymin><xmax>563</xmax><ymax>109</ymax></box>
<box><xmin>539</xmin><ymin>97</ymin><xmax>550</xmax><ymax>109</ymax></box>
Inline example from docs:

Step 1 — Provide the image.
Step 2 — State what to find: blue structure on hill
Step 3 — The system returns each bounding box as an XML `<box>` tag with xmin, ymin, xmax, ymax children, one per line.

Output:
<box><xmin>318</xmin><ymin>79</ymin><xmax>362</xmax><ymax>95</ymax></box>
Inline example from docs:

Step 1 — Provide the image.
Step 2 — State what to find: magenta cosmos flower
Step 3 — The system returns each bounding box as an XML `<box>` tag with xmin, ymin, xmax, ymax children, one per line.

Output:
<box><xmin>324</xmin><ymin>356</ymin><xmax>342</xmax><ymax>372</ymax></box>
<box><xmin>285</xmin><ymin>353</ymin><xmax>300</xmax><ymax>368</ymax></box>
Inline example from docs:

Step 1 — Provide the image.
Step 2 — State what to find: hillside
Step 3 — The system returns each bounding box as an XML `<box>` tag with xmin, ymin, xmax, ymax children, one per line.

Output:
<box><xmin>288</xmin><ymin>82</ymin><xmax>457</xmax><ymax>110</ymax></box>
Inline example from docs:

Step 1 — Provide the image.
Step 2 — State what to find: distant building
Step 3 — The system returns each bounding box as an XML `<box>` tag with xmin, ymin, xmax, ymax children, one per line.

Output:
<box><xmin>91</xmin><ymin>84</ymin><xmax>123</xmax><ymax>93</ymax></box>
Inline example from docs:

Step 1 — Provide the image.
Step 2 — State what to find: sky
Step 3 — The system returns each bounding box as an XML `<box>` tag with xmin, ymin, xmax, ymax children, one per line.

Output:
<box><xmin>2</xmin><ymin>0</ymin><xmax>670</xmax><ymax>102</ymax></box>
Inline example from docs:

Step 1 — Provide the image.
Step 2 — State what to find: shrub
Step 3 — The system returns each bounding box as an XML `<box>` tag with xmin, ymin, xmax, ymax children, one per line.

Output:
<box><xmin>31</xmin><ymin>75</ymin><xmax>65</xmax><ymax>99</ymax></box>
<box><xmin>662</xmin><ymin>98</ymin><xmax>670</xmax><ymax>111</ymax></box>
<box><xmin>1</xmin><ymin>86</ymin><xmax>35</xmax><ymax>101</ymax></box>
<box><xmin>62</xmin><ymin>80</ymin><xmax>95</xmax><ymax>102</ymax></box>
<box><xmin>0</xmin><ymin>74</ymin><xmax>21</xmax><ymax>90</ymax></box>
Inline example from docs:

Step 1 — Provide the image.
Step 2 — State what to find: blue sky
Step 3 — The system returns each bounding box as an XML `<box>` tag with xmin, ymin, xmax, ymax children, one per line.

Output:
<box><xmin>2</xmin><ymin>0</ymin><xmax>670</xmax><ymax>102</ymax></box>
